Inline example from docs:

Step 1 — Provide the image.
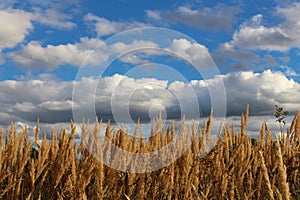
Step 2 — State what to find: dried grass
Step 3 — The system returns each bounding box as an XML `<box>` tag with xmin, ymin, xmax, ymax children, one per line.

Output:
<box><xmin>0</xmin><ymin>108</ymin><xmax>300</xmax><ymax>199</ymax></box>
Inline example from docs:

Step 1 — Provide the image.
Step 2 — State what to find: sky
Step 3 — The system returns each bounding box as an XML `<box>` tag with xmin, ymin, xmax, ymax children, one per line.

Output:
<box><xmin>0</xmin><ymin>0</ymin><xmax>300</xmax><ymax>135</ymax></box>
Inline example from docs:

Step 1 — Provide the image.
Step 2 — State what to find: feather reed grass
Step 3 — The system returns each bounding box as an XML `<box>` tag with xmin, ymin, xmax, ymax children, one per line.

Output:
<box><xmin>0</xmin><ymin>107</ymin><xmax>300</xmax><ymax>199</ymax></box>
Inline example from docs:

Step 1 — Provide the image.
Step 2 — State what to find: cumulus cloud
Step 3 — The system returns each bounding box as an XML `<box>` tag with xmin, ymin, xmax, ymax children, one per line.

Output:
<box><xmin>14</xmin><ymin>102</ymin><xmax>36</xmax><ymax>112</ymax></box>
<box><xmin>1</xmin><ymin>115</ymin><xmax>292</xmax><ymax>142</ymax></box>
<box><xmin>0</xmin><ymin>78</ymin><xmax>74</xmax><ymax>124</ymax></box>
<box><xmin>84</xmin><ymin>13</ymin><xmax>149</xmax><ymax>37</ymax></box>
<box><xmin>118</xmin><ymin>53</ymin><xmax>150</xmax><ymax>65</ymax></box>
<box><xmin>0</xmin><ymin>7</ymin><xmax>76</xmax><ymax>60</ymax></box>
<box><xmin>0</xmin><ymin>6</ymin><xmax>78</xmax><ymax>63</ymax></box>
<box><xmin>213</xmin><ymin>42</ymin><xmax>260</xmax><ymax>70</ymax></box>
<box><xmin>227</xmin><ymin>3</ymin><xmax>300</xmax><ymax>52</ymax></box>
<box><xmin>104</xmin><ymin>38</ymin><xmax>212</xmax><ymax>67</ymax></box>
<box><xmin>165</xmin><ymin>39</ymin><xmax>214</xmax><ymax>68</ymax></box>
<box><xmin>110</xmin><ymin>40</ymin><xmax>158</xmax><ymax>54</ymax></box>
<box><xmin>9</xmin><ymin>37</ymin><xmax>214</xmax><ymax>71</ymax></box>
<box><xmin>222</xmin><ymin>70</ymin><xmax>300</xmax><ymax>115</ymax></box>
<box><xmin>214</xmin><ymin>2</ymin><xmax>300</xmax><ymax>70</ymax></box>
<box><xmin>0</xmin><ymin>70</ymin><xmax>299</xmax><ymax>126</ymax></box>
<box><xmin>39</xmin><ymin>100</ymin><xmax>74</xmax><ymax>111</ymax></box>
<box><xmin>264</xmin><ymin>55</ymin><xmax>278</xmax><ymax>67</ymax></box>
<box><xmin>0</xmin><ymin>9</ymin><xmax>34</xmax><ymax>51</ymax></box>
<box><xmin>8</xmin><ymin>37</ymin><xmax>108</xmax><ymax>70</ymax></box>
<box><xmin>145</xmin><ymin>10</ymin><xmax>161</xmax><ymax>20</ymax></box>
<box><xmin>279</xmin><ymin>56</ymin><xmax>290</xmax><ymax>63</ymax></box>
<box><xmin>0</xmin><ymin>0</ymin><xmax>17</xmax><ymax>9</ymax></box>
<box><xmin>148</xmin><ymin>5</ymin><xmax>240</xmax><ymax>32</ymax></box>
<box><xmin>8</xmin><ymin>36</ymin><xmax>165</xmax><ymax>70</ymax></box>
<box><xmin>229</xmin><ymin>14</ymin><xmax>294</xmax><ymax>51</ymax></box>
<box><xmin>112</xmin><ymin>40</ymin><xmax>161</xmax><ymax>65</ymax></box>
<box><xmin>276</xmin><ymin>2</ymin><xmax>300</xmax><ymax>36</ymax></box>
<box><xmin>280</xmin><ymin>65</ymin><xmax>299</xmax><ymax>76</ymax></box>
<box><xmin>177</xmin><ymin>6</ymin><xmax>199</xmax><ymax>15</ymax></box>
<box><xmin>32</xmin><ymin>8</ymin><xmax>76</xmax><ymax>30</ymax></box>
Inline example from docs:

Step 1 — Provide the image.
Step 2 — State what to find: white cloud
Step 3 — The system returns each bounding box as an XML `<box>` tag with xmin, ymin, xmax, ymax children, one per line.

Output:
<box><xmin>280</xmin><ymin>65</ymin><xmax>299</xmax><ymax>76</ymax></box>
<box><xmin>276</xmin><ymin>2</ymin><xmax>300</xmax><ymax>31</ymax></box>
<box><xmin>264</xmin><ymin>54</ymin><xmax>278</xmax><ymax>67</ymax></box>
<box><xmin>233</xmin><ymin>70</ymin><xmax>299</xmax><ymax>113</ymax></box>
<box><xmin>110</xmin><ymin>38</ymin><xmax>213</xmax><ymax>67</ymax></box>
<box><xmin>9</xmin><ymin>38</ymin><xmax>162</xmax><ymax>70</ymax></box>
<box><xmin>8</xmin><ymin>37</ymin><xmax>108</xmax><ymax>70</ymax></box>
<box><xmin>213</xmin><ymin>42</ymin><xmax>260</xmax><ymax>70</ymax></box>
<box><xmin>230</xmin><ymin>15</ymin><xmax>293</xmax><ymax>51</ymax></box>
<box><xmin>279</xmin><ymin>56</ymin><xmax>290</xmax><ymax>63</ymax></box>
<box><xmin>177</xmin><ymin>6</ymin><xmax>198</xmax><ymax>15</ymax></box>
<box><xmin>84</xmin><ymin>13</ymin><xmax>149</xmax><ymax>37</ymax></box>
<box><xmin>0</xmin><ymin>9</ymin><xmax>34</xmax><ymax>51</ymax></box>
<box><xmin>0</xmin><ymin>7</ymin><xmax>76</xmax><ymax>56</ymax></box>
<box><xmin>0</xmin><ymin>78</ymin><xmax>74</xmax><ymax>124</ymax></box>
<box><xmin>32</xmin><ymin>8</ymin><xmax>76</xmax><ymax>30</ymax></box>
<box><xmin>0</xmin><ymin>0</ymin><xmax>17</xmax><ymax>9</ymax></box>
<box><xmin>166</xmin><ymin>39</ymin><xmax>212</xmax><ymax>68</ymax></box>
<box><xmin>118</xmin><ymin>54</ymin><xmax>150</xmax><ymax>65</ymax></box>
<box><xmin>0</xmin><ymin>111</ymin><xmax>16</xmax><ymax>124</ymax></box>
<box><xmin>160</xmin><ymin>5</ymin><xmax>240</xmax><ymax>32</ymax></box>
<box><xmin>14</xmin><ymin>102</ymin><xmax>36</xmax><ymax>112</ymax></box>
<box><xmin>111</xmin><ymin>40</ymin><xmax>160</xmax><ymax>65</ymax></box>
<box><xmin>39</xmin><ymin>100</ymin><xmax>74</xmax><ymax>111</ymax></box>
<box><xmin>228</xmin><ymin>3</ymin><xmax>300</xmax><ymax>52</ymax></box>
<box><xmin>110</xmin><ymin>40</ymin><xmax>158</xmax><ymax>54</ymax></box>
<box><xmin>0</xmin><ymin>70</ymin><xmax>299</xmax><ymax>126</ymax></box>
<box><xmin>145</xmin><ymin>10</ymin><xmax>161</xmax><ymax>20</ymax></box>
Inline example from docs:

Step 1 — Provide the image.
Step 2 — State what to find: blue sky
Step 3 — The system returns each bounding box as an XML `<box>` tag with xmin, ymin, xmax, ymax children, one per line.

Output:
<box><xmin>0</xmin><ymin>0</ymin><xmax>300</xmax><ymax>127</ymax></box>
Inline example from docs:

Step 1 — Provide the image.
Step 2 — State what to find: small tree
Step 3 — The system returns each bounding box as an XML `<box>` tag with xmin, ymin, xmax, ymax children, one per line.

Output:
<box><xmin>274</xmin><ymin>105</ymin><xmax>289</xmax><ymax>134</ymax></box>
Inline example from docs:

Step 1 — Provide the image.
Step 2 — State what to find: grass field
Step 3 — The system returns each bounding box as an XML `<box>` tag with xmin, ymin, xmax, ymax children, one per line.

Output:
<box><xmin>0</xmin><ymin>107</ymin><xmax>299</xmax><ymax>199</ymax></box>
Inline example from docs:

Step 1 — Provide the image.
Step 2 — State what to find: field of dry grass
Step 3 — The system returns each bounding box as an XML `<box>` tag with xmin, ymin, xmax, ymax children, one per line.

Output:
<box><xmin>0</xmin><ymin>107</ymin><xmax>299</xmax><ymax>199</ymax></box>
